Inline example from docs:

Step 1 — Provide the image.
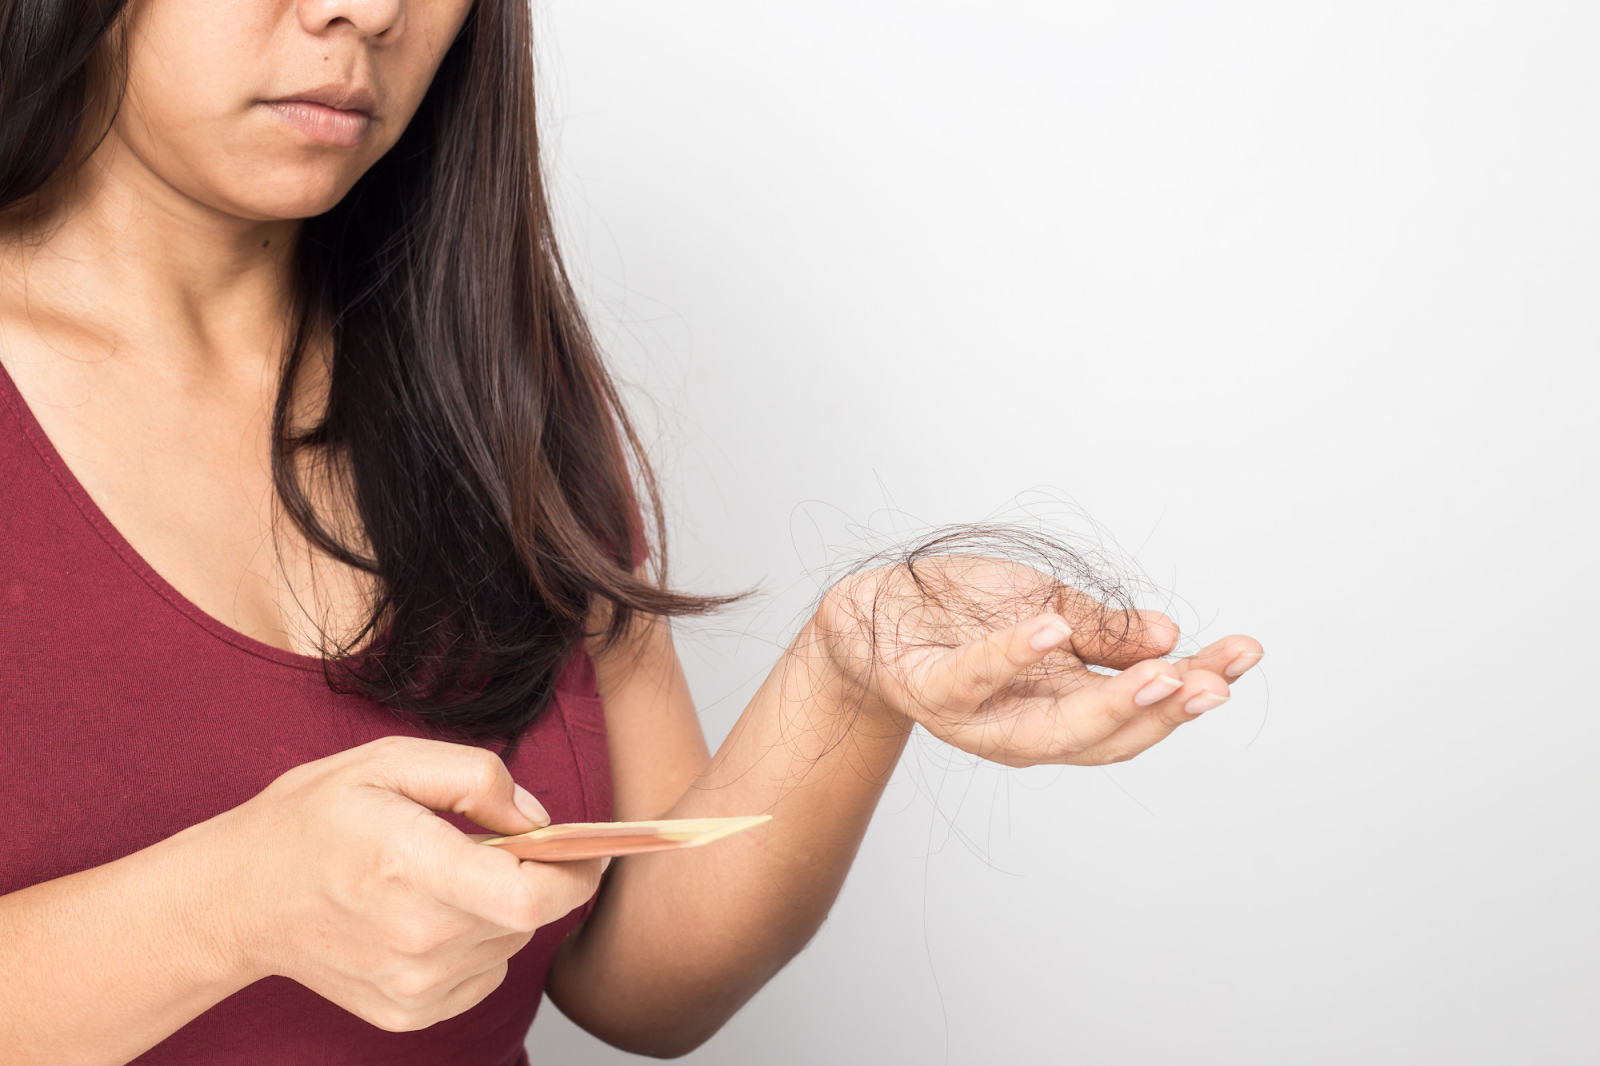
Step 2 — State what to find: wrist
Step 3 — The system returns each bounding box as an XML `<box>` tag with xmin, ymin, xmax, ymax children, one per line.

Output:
<box><xmin>806</xmin><ymin>581</ymin><xmax>912</xmax><ymax>729</ymax></box>
<box><xmin>789</xmin><ymin>612</ymin><xmax>914</xmax><ymax>749</ymax></box>
<box><xmin>156</xmin><ymin>808</ymin><xmax>273</xmax><ymax>993</ymax></box>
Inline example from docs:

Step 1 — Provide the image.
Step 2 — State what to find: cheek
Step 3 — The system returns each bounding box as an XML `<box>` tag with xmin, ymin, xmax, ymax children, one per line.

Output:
<box><xmin>112</xmin><ymin>4</ymin><xmax>382</xmax><ymax>219</ymax></box>
<box><xmin>373</xmin><ymin>3</ymin><xmax>478</xmax><ymax>132</ymax></box>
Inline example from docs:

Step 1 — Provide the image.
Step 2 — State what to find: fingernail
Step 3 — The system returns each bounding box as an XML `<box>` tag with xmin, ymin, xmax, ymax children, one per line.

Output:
<box><xmin>600</xmin><ymin>856</ymin><xmax>613</xmax><ymax>875</ymax></box>
<box><xmin>1133</xmin><ymin>673</ymin><xmax>1183</xmax><ymax>707</ymax></box>
<box><xmin>1223</xmin><ymin>652</ymin><xmax>1263</xmax><ymax>679</ymax></box>
<box><xmin>1028</xmin><ymin>618</ymin><xmax>1073</xmax><ymax>652</ymax></box>
<box><xmin>514</xmin><ymin>784</ymin><xmax>550</xmax><ymax>828</ymax></box>
<box><xmin>1184</xmin><ymin>692</ymin><xmax>1230</xmax><ymax>715</ymax></box>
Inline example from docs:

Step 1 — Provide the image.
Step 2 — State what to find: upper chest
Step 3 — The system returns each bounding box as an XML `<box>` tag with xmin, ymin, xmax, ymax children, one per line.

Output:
<box><xmin>0</xmin><ymin>319</ymin><xmax>367</xmax><ymax>658</ymax></box>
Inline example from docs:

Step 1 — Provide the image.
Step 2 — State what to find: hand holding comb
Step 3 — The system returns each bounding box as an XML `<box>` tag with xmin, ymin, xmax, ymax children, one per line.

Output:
<box><xmin>481</xmin><ymin>815</ymin><xmax>771</xmax><ymax>862</ymax></box>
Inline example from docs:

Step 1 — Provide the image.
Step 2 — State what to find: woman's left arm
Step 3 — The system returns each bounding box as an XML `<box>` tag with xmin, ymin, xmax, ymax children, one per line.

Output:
<box><xmin>545</xmin><ymin>570</ymin><xmax>1261</xmax><ymax>1057</ymax></box>
<box><xmin>544</xmin><ymin>608</ymin><xmax>911</xmax><ymax>1058</ymax></box>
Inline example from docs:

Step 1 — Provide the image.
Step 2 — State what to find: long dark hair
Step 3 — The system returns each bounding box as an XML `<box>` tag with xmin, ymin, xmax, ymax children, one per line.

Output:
<box><xmin>0</xmin><ymin>0</ymin><xmax>730</xmax><ymax>742</ymax></box>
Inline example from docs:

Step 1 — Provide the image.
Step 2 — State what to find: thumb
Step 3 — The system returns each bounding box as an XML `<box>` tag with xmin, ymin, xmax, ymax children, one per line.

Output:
<box><xmin>366</xmin><ymin>737</ymin><xmax>551</xmax><ymax>836</ymax></box>
<box><xmin>911</xmin><ymin>613</ymin><xmax>1072</xmax><ymax>718</ymax></box>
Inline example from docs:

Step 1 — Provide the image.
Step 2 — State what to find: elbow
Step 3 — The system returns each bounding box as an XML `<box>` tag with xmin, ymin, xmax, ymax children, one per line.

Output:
<box><xmin>551</xmin><ymin>938</ymin><xmax>813</xmax><ymax>1058</ymax></box>
<box><xmin>634</xmin><ymin>1038</ymin><xmax>710</xmax><ymax>1060</ymax></box>
<box><xmin>588</xmin><ymin>1013</ymin><xmax>733</xmax><ymax>1059</ymax></box>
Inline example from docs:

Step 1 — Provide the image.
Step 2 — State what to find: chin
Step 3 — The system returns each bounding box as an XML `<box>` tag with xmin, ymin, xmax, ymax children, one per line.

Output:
<box><xmin>213</xmin><ymin>166</ymin><xmax>367</xmax><ymax>222</ymax></box>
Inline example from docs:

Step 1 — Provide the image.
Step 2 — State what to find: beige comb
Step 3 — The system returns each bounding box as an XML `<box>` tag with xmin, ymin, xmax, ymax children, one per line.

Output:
<box><xmin>481</xmin><ymin>815</ymin><xmax>772</xmax><ymax>862</ymax></box>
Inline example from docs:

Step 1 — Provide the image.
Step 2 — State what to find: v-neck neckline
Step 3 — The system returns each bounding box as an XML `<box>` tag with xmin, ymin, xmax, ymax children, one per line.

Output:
<box><xmin>0</xmin><ymin>359</ymin><xmax>326</xmax><ymax>673</ymax></box>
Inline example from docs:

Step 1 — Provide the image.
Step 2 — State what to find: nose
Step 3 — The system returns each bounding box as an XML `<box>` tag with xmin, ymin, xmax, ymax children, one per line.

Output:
<box><xmin>297</xmin><ymin>0</ymin><xmax>405</xmax><ymax>38</ymax></box>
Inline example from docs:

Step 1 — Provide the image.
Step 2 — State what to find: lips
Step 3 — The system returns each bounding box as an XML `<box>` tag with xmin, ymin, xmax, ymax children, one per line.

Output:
<box><xmin>262</xmin><ymin>85</ymin><xmax>377</xmax><ymax>149</ymax></box>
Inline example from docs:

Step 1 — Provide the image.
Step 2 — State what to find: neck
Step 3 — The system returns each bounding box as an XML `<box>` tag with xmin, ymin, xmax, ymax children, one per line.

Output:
<box><xmin>2</xmin><ymin>127</ymin><xmax>303</xmax><ymax>383</ymax></box>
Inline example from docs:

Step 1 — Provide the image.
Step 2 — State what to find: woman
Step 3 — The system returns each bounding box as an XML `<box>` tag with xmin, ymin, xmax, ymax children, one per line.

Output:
<box><xmin>0</xmin><ymin>0</ymin><xmax>1261</xmax><ymax>1062</ymax></box>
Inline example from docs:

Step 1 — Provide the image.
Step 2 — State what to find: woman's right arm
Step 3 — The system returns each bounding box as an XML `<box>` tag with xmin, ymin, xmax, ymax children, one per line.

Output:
<box><xmin>0</xmin><ymin>803</ymin><xmax>257</xmax><ymax>1062</ymax></box>
<box><xmin>0</xmin><ymin>736</ymin><xmax>603</xmax><ymax>1066</ymax></box>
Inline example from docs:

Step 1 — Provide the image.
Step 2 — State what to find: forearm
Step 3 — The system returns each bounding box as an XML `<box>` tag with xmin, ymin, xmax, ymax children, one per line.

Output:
<box><xmin>547</xmin><ymin>621</ymin><xmax>910</xmax><ymax>1056</ymax></box>
<box><xmin>0</xmin><ymin>817</ymin><xmax>256</xmax><ymax>1065</ymax></box>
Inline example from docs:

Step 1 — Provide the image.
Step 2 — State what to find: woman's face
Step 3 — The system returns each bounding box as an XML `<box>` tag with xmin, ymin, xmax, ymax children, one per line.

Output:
<box><xmin>112</xmin><ymin>0</ymin><xmax>477</xmax><ymax>221</ymax></box>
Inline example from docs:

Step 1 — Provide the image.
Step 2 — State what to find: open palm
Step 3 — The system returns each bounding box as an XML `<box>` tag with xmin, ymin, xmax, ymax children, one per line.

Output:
<box><xmin>818</xmin><ymin>556</ymin><xmax>1263</xmax><ymax>768</ymax></box>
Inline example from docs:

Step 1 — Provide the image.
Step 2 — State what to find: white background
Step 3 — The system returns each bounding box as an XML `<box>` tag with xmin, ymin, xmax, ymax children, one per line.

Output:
<box><xmin>526</xmin><ymin>3</ymin><xmax>1600</xmax><ymax>1063</ymax></box>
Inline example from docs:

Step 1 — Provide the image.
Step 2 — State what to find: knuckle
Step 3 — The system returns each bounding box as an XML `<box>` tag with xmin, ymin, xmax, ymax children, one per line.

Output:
<box><xmin>362</xmin><ymin>994</ymin><xmax>434</xmax><ymax>1033</ymax></box>
<box><xmin>368</xmin><ymin>735</ymin><xmax>414</xmax><ymax>761</ymax></box>
<box><xmin>482</xmin><ymin>960</ymin><xmax>511</xmax><ymax>995</ymax></box>
<box><xmin>388</xmin><ymin>921</ymin><xmax>447</xmax><ymax>960</ymax></box>
<box><xmin>1049</xmin><ymin>738</ymin><xmax>1088</xmax><ymax>761</ymax></box>
<box><xmin>956</xmin><ymin>646</ymin><xmax>1004</xmax><ymax>696</ymax></box>
<box><xmin>1068</xmin><ymin>745</ymin><xmax>1129</xmax><ymax>766</ymax></box>
<box><xmin>466</xmin><ymin>962</ymin><xmax>511</xmax><ymax>1008</ymax></box>
<box><xmin>389</xmin><ymin>1009</ymin><xmax>439</xmax><ymax>1033</ymax></box>
<box><xmin>1004</xmin><ymin>638</ymin><xmax>1038</xmax><ymax>670</ymax></box>
<box><xmin>269</xmin><ymin>761</ymin><xmax>313</xmax><ymax>790</ymax></box>
<box><xmin>364</xmin><ymin>735</ymin><xmax>428</xmax><ymax>778</ymax></box>
<box><xmin>363</xmin><ymin>1006</ymin><xmax>414</xmax><ymax>1033</ymax></box>
<box><xmin>465</xmin><ymin>748</ymin><xmax>504</xmax><ymax>794</ymax></box>
<box><xmin>382</xmin><ymin>964</ymin><xmax>446</xmax><ymax>1008</ymax></box>
<box><xmin>1109</xmin><ymin>696</ymin><xmax>1147</xmax><ymax>725</ymax></box>
<box><xmin>529</xmin><ymin>867</ymin><xmax>592</xmax><ymax>928</ymax></box>
<box><xmin>1045</xmin><ymin>725</ymin><xmax>1091</xmax><ymax>762</ymax></box>
<box><xmin>1160</xmin><ymin>701</ymin><xmax>1195</xmax><ymax>728</ymax></box>
<box><xmin>561</xmin><ymin>873</ymin><xmax>603</xmax><ymax>919</ymax></box>
<box><xmin>501</xmin><ymin>881</ymin><xmax>546</xmax><ymax>931</ymax></box>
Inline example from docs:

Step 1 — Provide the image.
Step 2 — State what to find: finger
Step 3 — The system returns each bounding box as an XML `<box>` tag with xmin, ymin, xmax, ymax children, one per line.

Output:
<box><xmin>1067</xmin><ymin>668</ymin><xmax>1232</xmax><ymax>765</ymax></box>
<box><xmin>439</xmin><ymin>960</ymin><xmax>511</xmax><ymax>1020</ymax></box>
<box><xmin>366</xmin><ymin>736</ymin><xmax>550</xmax><ymax>837</ymax></box>
<box><xmin>1172</xmin><ymin>635</ymin><xmax>1264</xmax><ymax>681</ymax></box>
<box><xmin>1039</xmin><ymin>657</ymin><xmax>1192</xmax><ymax>757</ymax></box>
<box><xmin>444</xmin><ymin>928</ymin><xmax>536</xmax><ymax>978</ymax></box>
<box><xmin>909</xmin><ymin>613</ymin><xmax>1075</xmax><ymax>722</ymax></box>
<box><xmin>424</xmin><ymin>847</ymin><xmax>604</xmax><ymax>934</ymax></box>
<box><xmin>928</xmin><ymin>657</ymin><xmax>1185</xmax><ymax>766</ymax></box>
<box><xmin>389</xmin><ymin>959</ymin><xmax>513</xmax><ymax>1031</ymax></box>
<box><xmin>504</xmin><ymin>857</ymin><xmax>605</xmax><ymax>930</ymax></box>
<box><xmin>1054</xmin><ymin>590</ymin><xmax>1179</xmax><ymax>669</ymax></box>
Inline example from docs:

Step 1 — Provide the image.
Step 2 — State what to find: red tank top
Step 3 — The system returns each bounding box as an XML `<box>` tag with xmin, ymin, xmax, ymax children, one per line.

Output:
<box><xmin>0</xmin><ymin>365</ymin><xmax>613</xmax><ymax>1065</ymax></box>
